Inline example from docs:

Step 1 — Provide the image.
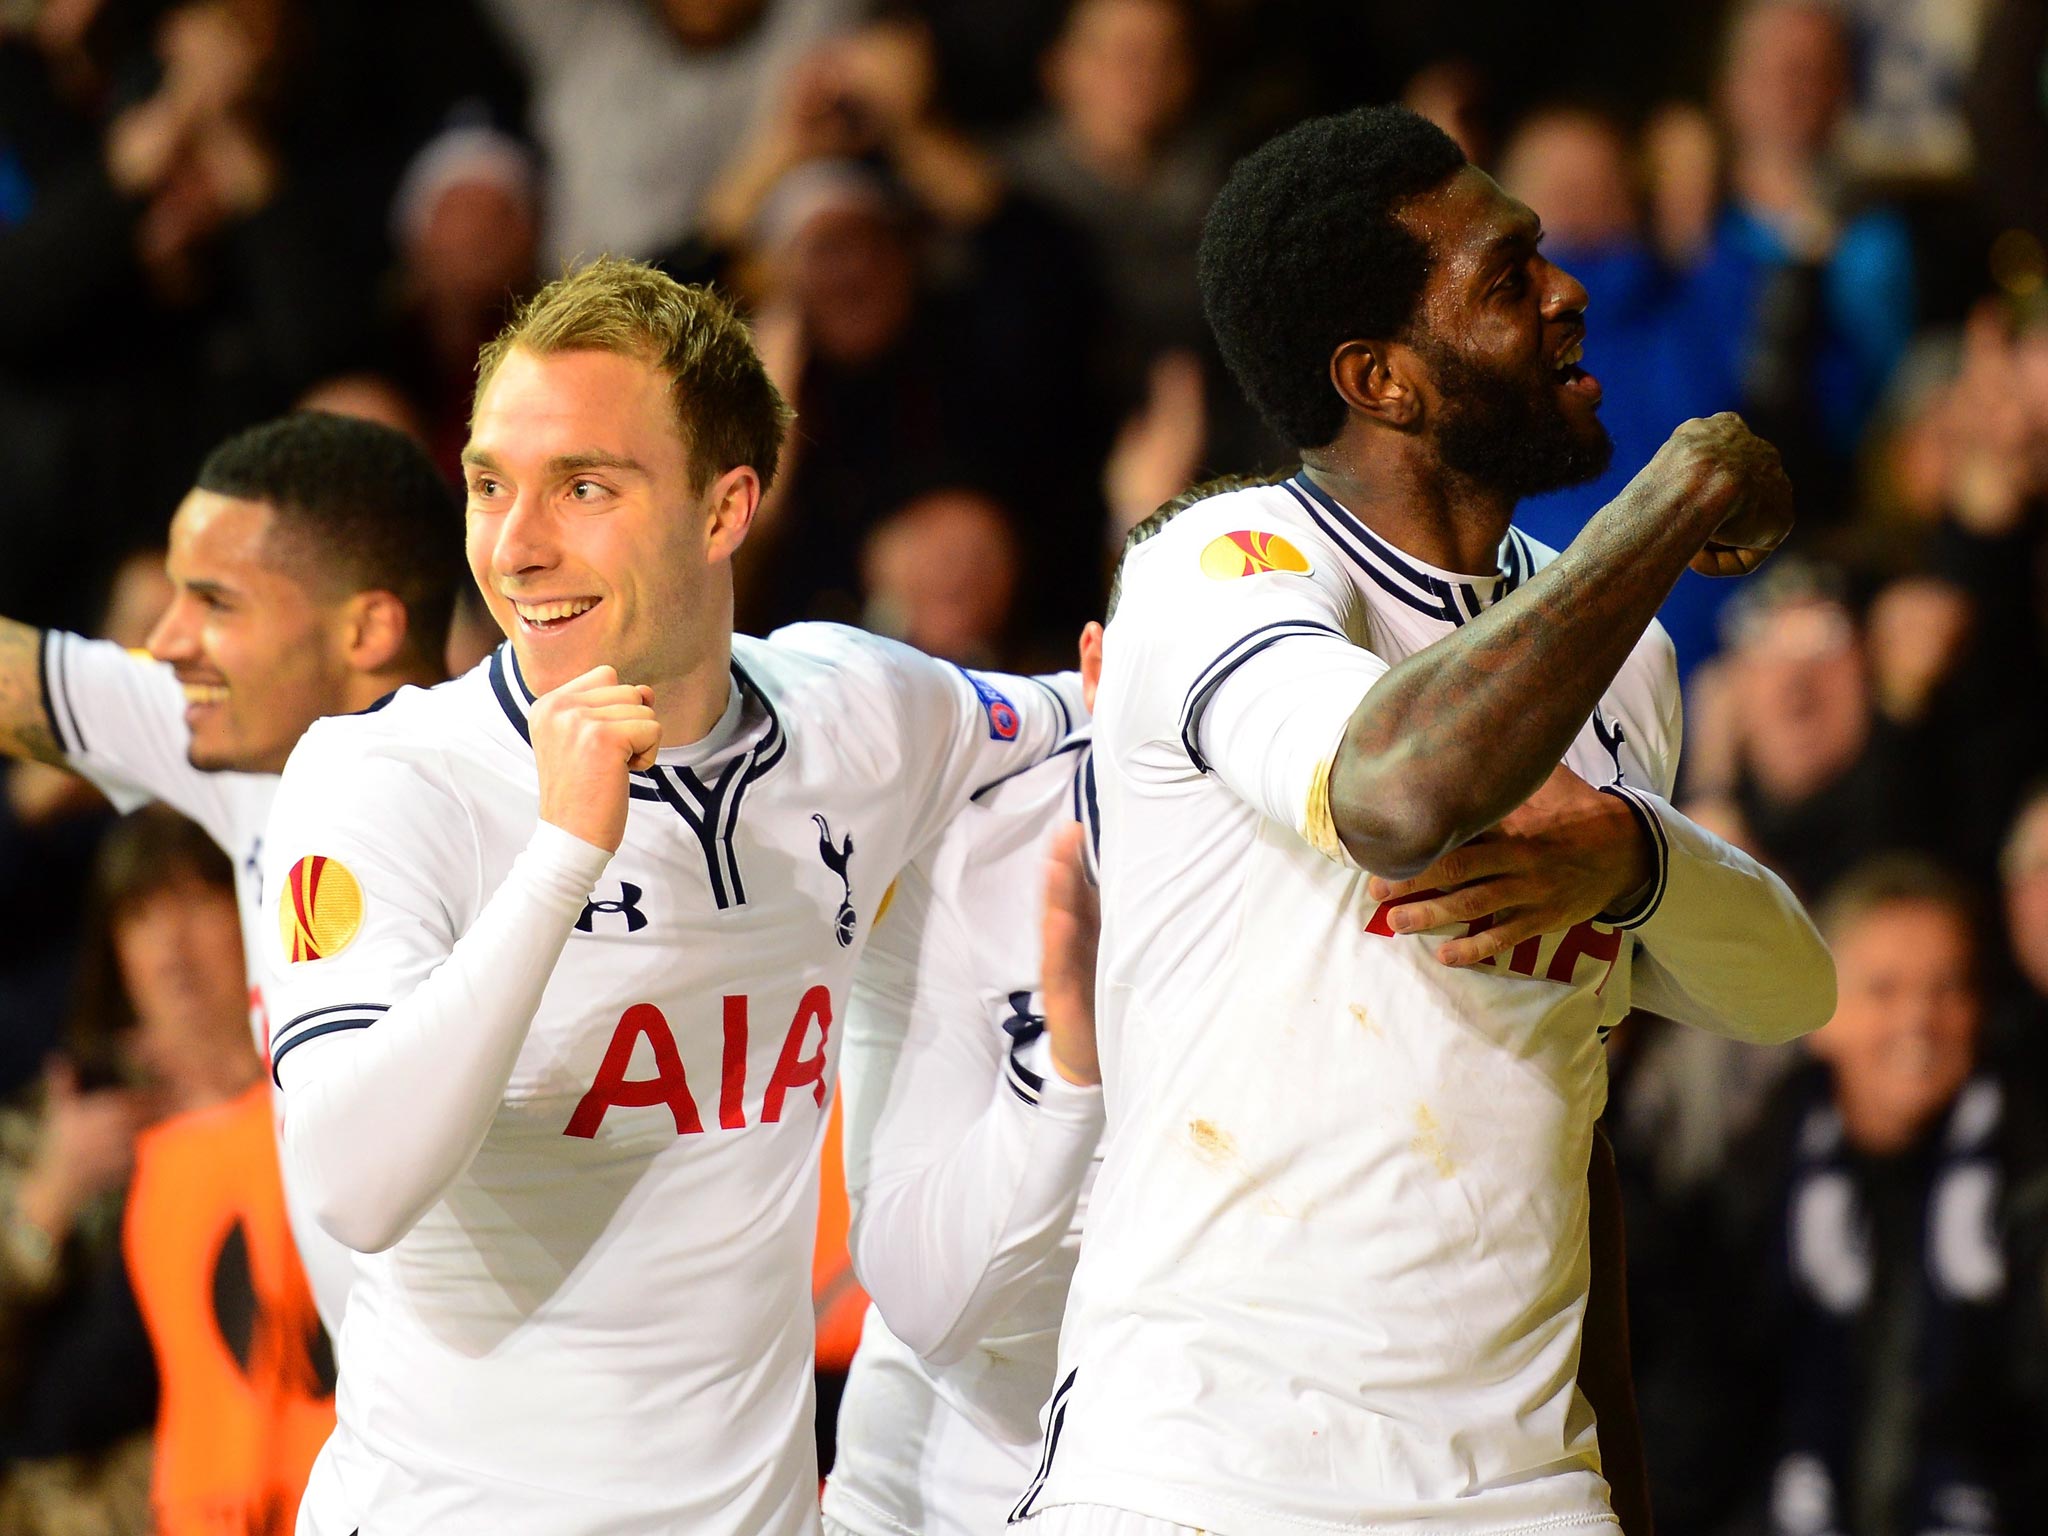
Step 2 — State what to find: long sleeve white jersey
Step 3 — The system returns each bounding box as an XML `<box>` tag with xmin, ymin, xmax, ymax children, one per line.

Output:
<box><xmin>825</xmin><ymin>732</ymin><xmax>1107</xmax><ymax>1536</ymax></box>
<box><xmin>36</xmin><ymin>629</ymin><xmax>356</xmax><ymax>1332</ymax></box>
<box><xmin>257</xmin><ymin>624</ymin><xmax>1080</xmax><ymax>1536</ymax></box>
<box><xmin>1021</xmin><ymin>476</ymin><xmax>1834</xmax><ymax>1536</ymax></box>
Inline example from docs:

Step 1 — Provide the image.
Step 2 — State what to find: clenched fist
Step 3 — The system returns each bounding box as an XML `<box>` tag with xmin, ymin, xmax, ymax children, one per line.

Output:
<box><xmin>1655</xmin><ymin>413</ymin><xmax>1795</xmax><ymax>577</ymax></box>
<box><xmin>531</xmin><ymin>665</ymin><xmax>661</xmax><ymax>853</ymax></box>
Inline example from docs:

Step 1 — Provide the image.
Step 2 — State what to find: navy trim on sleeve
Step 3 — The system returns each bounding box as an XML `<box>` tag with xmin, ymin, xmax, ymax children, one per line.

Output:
<box><xmin>36</xmin><ymin>630</ymin><xmax>75</xmax><ymax>756</ymax></box>
<box><xmin>1597</xmin><ymin>784</ymin><xmax>1670</xmax><ymax>929</ymax></box>
<box><xmin>271</xmin><ymin>1005</ymin><xmax>391</xmax><ymax>1085</ymax></box>
<box><xmin>1178</xmin><ymin>619</ymin><xmax>1348</xmax><ymax>773</ymax></box>
<box><xmin>1028</xmin><ymin>674</ymin><xmax>1073</xmax><ymax>739</ymax></box>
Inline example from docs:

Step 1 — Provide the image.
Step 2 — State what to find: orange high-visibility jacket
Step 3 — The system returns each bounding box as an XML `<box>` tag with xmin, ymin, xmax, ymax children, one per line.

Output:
<box><xmin>123</xmin><ymin>1082</ymin><xmax>335</xmax><ymax>1536</ymax></box>
<box><xmin>814</xmin><ymin>1094</ymin><xmax>869</xmax><ymax>1372</ymax></box>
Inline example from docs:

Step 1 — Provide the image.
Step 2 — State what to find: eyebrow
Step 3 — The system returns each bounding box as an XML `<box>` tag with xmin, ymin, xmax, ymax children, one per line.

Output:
<box><xmin>457</xmin><ymin>448</ymin><xmax>650</xmax><ymax>478</ymax></box>
<box><xmin>1482</xmin><ymin>221</ymin><xmax>1542</xmax><ymax>265</ymax></box>
<box><xmin>548</xmin><ymin>451</ymin><xmax>648</xmax><ymax>477</ymax></box>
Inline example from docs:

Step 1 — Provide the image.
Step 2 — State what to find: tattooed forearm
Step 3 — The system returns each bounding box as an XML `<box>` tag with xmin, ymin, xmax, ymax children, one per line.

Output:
<box><xmin>1329</xmin><ymin>417</ymin><xmax>1790</xmax><ymax>876</ymax></box>
<box><xmin>0</xmin><ymin>617</ymin><xmax>64</xmax><ymax>766</ymax></box>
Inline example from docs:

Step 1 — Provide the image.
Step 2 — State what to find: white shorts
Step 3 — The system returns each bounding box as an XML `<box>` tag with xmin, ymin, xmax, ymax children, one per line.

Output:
<box><xmin>1016</xmin><ymin>1506</ymin><xmax>1204</xmax><ymax>1535</ymax></box>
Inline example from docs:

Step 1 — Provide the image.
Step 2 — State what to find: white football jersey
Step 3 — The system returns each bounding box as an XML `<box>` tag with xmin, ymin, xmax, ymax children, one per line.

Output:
<box><xmin>259</xmin><ymin>624</ymin><xmax>1081</xmax><ymax>1536</ymax></box>
<box><xmin>826</xmin><ymin>733</ymin><xmax>1106</xmax><ymax>1536</ymax></box>
<box><xmin>1024</xmin><ymin>475</ymin><xmax>1829</xmax><ymax>1536</ymax></box>
<box><xmin>37</xmin><ymin>629</ymin><xmax>355</xmax><ymax>1331</ymax></box>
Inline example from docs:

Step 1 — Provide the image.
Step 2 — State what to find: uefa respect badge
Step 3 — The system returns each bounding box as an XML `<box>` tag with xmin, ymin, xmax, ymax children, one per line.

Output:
<box><xmin>279</xmin><ymin>854</ymin><xmax>365</xmax><ymax>963</ymax></box>
<box><xmin>1200</xmin><ymin>529</ymin><xmax>1313</xmax><ymax>580</ymax></box>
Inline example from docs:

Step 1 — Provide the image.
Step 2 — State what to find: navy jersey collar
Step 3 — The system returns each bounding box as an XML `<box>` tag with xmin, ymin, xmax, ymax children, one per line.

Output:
<box><xmin>1282</xmin><ymin>472</ymin><xmax>1531</xmax><ymax>626</ymax></box>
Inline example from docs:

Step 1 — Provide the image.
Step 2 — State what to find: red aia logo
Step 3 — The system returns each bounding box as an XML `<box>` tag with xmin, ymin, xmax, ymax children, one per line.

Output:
<box><xmin>564</xmin><ymin>988</ymin><xmax>833</xmax><ymax>1138</ymax></box>
<box><xmin>1365</xmin><ymin>892</ymin><xmax>1622</xmax><ymax>989</ymax></box>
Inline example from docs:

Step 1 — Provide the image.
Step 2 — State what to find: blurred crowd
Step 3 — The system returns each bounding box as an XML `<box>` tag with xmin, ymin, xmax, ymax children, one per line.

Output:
<box><xmin>5</xmin><ymin>0</ymin><xmax>2048</xmax><ymax>1532</ymax></box>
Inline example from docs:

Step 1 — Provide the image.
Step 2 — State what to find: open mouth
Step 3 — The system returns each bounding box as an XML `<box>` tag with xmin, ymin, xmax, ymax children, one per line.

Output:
<box><xmin>1551</xmin><ymin>339</ymin><xmax>1601</xmax><ymax>402</ymax></box>
<box><xmin>512</xmin><ymin>597</ymin><xmax>600</xmax><ymax>634</ymax></box>
<box><xmin>179</xmin><ymin>681</ymin><xmax>229</xmax><ymax>708</ymax></box>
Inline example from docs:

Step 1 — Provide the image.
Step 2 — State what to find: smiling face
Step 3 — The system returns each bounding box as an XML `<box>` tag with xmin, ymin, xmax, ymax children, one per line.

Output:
<box><xmin>463</xmin><ymin>346</ymin><xmax>740</xmax><ymax>699</ymax></box>
<box><xmin>1815</xmin><ymin>898</ymin><xmax>1980</xmax><ymax>1152</ymax></box>
<box><xmin>146</xmin><ymin>490</ymin><xmax>357</xmax><ymax>773</ymax></box>
<box><xmin>1393</xmin><ymin>165</ymin><xmax>1613</xmax><ymax>499</ymax></box>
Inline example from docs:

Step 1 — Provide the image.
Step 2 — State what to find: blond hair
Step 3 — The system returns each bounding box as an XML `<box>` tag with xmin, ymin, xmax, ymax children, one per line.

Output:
<box><xmin>475</xmin><ymin>257</ymin><xmax>795</xmax><ymax>492</ymax></box>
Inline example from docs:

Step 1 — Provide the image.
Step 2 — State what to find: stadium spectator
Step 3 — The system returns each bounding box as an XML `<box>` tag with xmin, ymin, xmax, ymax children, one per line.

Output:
<box><xmin>860</xmin><ymin>482</ymin><xmax>1021</xmax><ymax>666</ymax></box>
<box><xmin>376</xmin><ymin>124</ymin><xmax>539</xmax><ymax>479</ymax></box>
<box><xmin>485</xmin><ymin>0</ymin><xmax>856</xmax><ymax>264</ymax></box>
<box><xmin>1720</xmin><ymin>856</ymin><xmax>2048</xmax><ymax>1536</ymax></box>
<box><xmin>1002</xmin><ymin>0</ymin><xmax>1215</xmax><ymax>375</ymax></box>
<box><xmin>1993</xmin><ymin>787</ymin><xmax>2048</xmax><ymax>1085</ymax></box>
<box><xmin>0</xmin><ymin>813</ymin><xmax>179</xmax><ymax>1535</ymax></box>
<box><xmin>1682</xmin><ymin>561</ymin><xmax>1933</xmax><ymax>897</ymax></box>
<box><xmin>1690</xmin><ymin>0</ymin><xmax>1917</xmax><ymax>526</ymax></box>
<box><xmin>741</xmin><ymin>159</ymin><xmax>1104</xmax><ymax>644</ymax></box>
<box><xmin>1499</xmin><ymin>104</ymin><xmax>1744</xmax><ymax>676</ymax></box>
<box><xmin>108</xmin><ymin>808</ymin><xmax>332</xmax><ymax>1536</ymax></box>
<box><xmin>0</xmin><ymin>1034</ymin><xmax>155</xmax><ymax>1533</ymax></box>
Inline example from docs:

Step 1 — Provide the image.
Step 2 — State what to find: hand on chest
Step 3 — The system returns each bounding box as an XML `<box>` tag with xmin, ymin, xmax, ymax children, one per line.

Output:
<box><xmin>492</xmin><ymin>791</ymin><xmax>887</xmax><ymax>1146</ymax></box>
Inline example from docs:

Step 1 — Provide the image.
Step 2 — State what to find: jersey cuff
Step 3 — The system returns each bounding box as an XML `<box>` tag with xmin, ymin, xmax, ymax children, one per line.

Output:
<box><xmin>1596</xmin><ymin>784</ymin><xmax>1670</xmax><ymax>929</ymax></box>
<box><xmin>1179</xmin><ymin>619</ymin><xmax>1348</xmax><ymax>773</ymax></box>
<box><xmin>271</xmin><ymin>1003</ymin><xmax>392</xmax><ymax>1084</ymax></box>
<box><xmin>36</xmin><ymin>630</ymin><xmax>81</xmax><ymax>757</ymax></box>
<box><xmin>1035</xmin><ymin>1065</ymin><xmax>1106</xmax><ymax>1123</ymax></box>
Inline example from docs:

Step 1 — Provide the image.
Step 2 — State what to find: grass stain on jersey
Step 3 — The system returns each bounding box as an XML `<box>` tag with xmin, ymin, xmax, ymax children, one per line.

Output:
<box><xmin>1411</xmin><ymin>1104</ymin><xmax>1457</xmax><ymax>1178</ymax></box>
<box><xmin>1188</xmin><ymin>1119</ymin><xmax>1237</xmax><ymax>1165</ymax></box>
<box><xmin>1187</xmin><ymin>1119</ymin><xmax>1315</xmax><ymax>1221</ymax></box>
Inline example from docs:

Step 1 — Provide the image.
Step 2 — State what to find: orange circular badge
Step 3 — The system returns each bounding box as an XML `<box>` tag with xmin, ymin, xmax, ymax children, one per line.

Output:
<box><xmin>1200</xmin><ymin>529</ymin><xmax>1313</xmax><ymax>580</ymax></box>
<box><xmin>280</xmin><ymin>855</ymin><xmax>365</xmax><ymax>963</ymax></box>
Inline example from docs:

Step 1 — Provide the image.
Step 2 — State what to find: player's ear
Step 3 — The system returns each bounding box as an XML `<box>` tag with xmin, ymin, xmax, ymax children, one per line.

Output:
<box><xmin>1077</xmin><ymin>621</ymin><xmax>1104</xmax><ymax>714</ymax></box>
<box><xmin>1330</xmin><ymin>339</ymin><xmax>1422</xmax><ymax>430</ymax></box>
<box><xmin>702</xmin><ymin>466</ymin><xmax>760</xmax><ymax>566</ymax></box>
<box><xmin>341</xmin><ymin>589</ymin><xmax>411</xmax><ymax>673</ymax></box>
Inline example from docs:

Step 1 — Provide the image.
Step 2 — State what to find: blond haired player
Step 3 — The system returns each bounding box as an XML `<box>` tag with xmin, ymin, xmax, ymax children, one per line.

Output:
<box><xmin>1014</xmin><ymin>107</ymin><xmax>1835</xmax><ymax>1536</ymax></box>
<box><xmin>259</xmin><ymin>259</ymin><xmax>1082</xmax><ymax>1535</ymax></box>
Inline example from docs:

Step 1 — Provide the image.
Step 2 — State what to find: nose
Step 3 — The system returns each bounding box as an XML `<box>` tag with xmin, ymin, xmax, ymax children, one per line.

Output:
<box><xmin>1541</xmin><ymin>257</ymin><xmax>1591</xmax><ymax>325</ymax></box>
<box><xmin>490</xmin><ymin>489</ymin><xmax>558</xmax><ymax>583</ymax></box>
<box><xmin>145</xmin><ymin>593</ymin><xmax>199</xmax><ymax>665</ymax></box>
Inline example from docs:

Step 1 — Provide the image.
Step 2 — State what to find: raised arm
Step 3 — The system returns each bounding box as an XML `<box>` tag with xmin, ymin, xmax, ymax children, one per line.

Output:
<box><xmin>1330</xmin><ymin>415</ymin><xmax>1792</xmax><ymax>877</ymax></box>
<box><xmin>843</xmin><ymin>826</ymin><xmax>1103</xmax><ymax>1382</ymax></box>
<box><xmin>0</xmin><ymin>617</ymin><xmax>61</xmax><ymax>765</ymax></box>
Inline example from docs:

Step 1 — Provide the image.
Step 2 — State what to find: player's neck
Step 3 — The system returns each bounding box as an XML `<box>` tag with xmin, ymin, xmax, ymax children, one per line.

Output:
<box><xmin>648</xmin><ymin>643</ymin><xmax>737</xmax><ymax>750</ymax></box>
<box><xmin>1299</xmin><ymin>451</ymin><xmax>1515</xmax><ymax>577</ymax></box>
<box><xmin>338</xmin><ymin>660</ymin><xmax>446</xmax><ymax>716</ymax></box>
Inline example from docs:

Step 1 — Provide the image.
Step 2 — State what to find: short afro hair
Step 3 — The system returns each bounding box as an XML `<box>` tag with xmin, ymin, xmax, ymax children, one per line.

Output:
<box><xmin>196</xmin><ymin>412</ymin><xmax>463</xmax><ymax>670</ymax></box>
<box><xmin>1198</xmin><ymin>105</ymin><xmax>1466</xmax><ymax>452</ymax></box>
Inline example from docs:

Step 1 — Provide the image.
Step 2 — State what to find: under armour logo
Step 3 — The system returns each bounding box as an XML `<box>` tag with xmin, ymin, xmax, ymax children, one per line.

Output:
<box><xmin>1001</xmin><ymin>991</ymin><xmax>1045</xmax><ymax>1052</ymax></box>
<box><xmin>1592</xmin><ymin>709</ymin><xmax>1627</xmax><ymax>784</ymax></box>
<box><xmin>812</xmin><ymin>814</ymin><xmax>856</xmax><ymax>947</ymax></box>
<box><xmin>577</xmin><ymin>882</ymin><xmax>648</xmax><ymax>934</ymax></box>
<box><xmin>1000</xmin><ymin>989</ymin><xmax>1047</xmax><ymax>1099</ymax></box>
